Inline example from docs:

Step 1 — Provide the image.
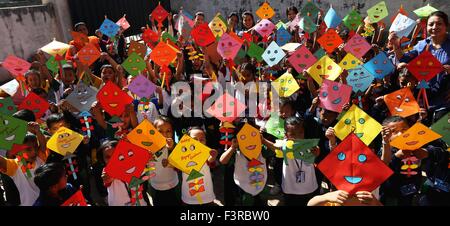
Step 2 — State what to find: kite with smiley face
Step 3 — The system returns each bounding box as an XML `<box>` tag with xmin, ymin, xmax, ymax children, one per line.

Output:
<box><xmin>209</xmin><ymin>13</ymin><xmax>228</xmax><ymax>38</ymax></box>
<box><xmin>127</xmin><ymin>119</ymin><xmax>167</xmax><ymax>153</ymax></box>
<box><xmin>46</xmin><ymin>127</ymin><xmax>84</xmax><ymax>157</ymax></box>
<box><xmin>254</xmin><ymin>19</ymin><xmax>275</xmax><ymax>41</ymax></box>
<box><xmin>206</xmin><ymin>92</ymin><xmax>246</xmax><ymax>123</ymax></box>
<box><xmin>151</xmin><ymin>2</ymin><xmax>169</xmax><ymax>26</ymax></box>
<box><xmin>122</xmin><ymin>52</ymin><xmax>146</xmax><ymax>76</ymax></box>
<box><xmin>99</xmin><ymin>18</ymin><xmax>120</xmax><ymax>38</ymax></box>
<box><xmin>334</xmin><ymin>104</ymin><xmax>382</xmax><ymax>146</ymax></box>
<box><xmin>128</xmin><ymin>74</ymin><xmax>157</xmax><ymax>99</ymax></box>
<box><xmin>390</xmin><ymin>122</ymin><xmax>442</xmax><ymax>151</ymax></box>
<box><xmin>288</xmin><ymin>45</ymin><xmax>317</xmax><ymax>74</ymax></box>
<box><xmin>346</xmin><ymin>65</ymin><xmax>374</xmax><ymax>93</ymax></box>
<box><xmin>317</xmin><ymin>29</ymin><xmax>343</xmax><ymax>54</ymax></box>
<box><xmin>2</xmin><ymin>55</ymin><xmax>31</xmax><ymax>78</ymax></box>
<box><xmin>0</xmin><ymin>97</ymin><xmax>17</xmax><ymax>116</ymax></box>
<box><xmin>363</xmin><ymin>52</ymin><xmax>395</xmax><ymax>79</ymax></box>
<box><xmin>191</xmin><ymin>23</ymin><xmax>216</xmax><ymax>47</ymax></box>
<box><xmin>168</xmin><ymin>134</ymin><xmax>211</xmax><ymax>175</ymax></box>
<box><xmin>77</xmin><ymin>43</ymin><xmax>101</xmax><ymax>67</ymax></box>
<box><xmin>128</xmin><ymin>41</ymin><xmax>147</xmax><ymax>59</ymax></box>
<box><xmin>407</xmin><ymin>51</ymin><xmax>443</xmax><ymax>83</ymax></box>
<box><xmin>262</xmin><ymin>41</ymin><xmax>286</xmax><ymax>67</ymax></box>
<box><xmin>307</xmin><ymin>55</ymin><xmax>343</xmax><ymax>85</ymax></box>
<box><xmin>217</xmin><ymin>32</ymin><xmax>243</xmax><ymax>60</ymax></box>
<box><xmin>237</xmin><ymin>123</ymin><xmax>262</xmax><ymax>161</ymax></box>
<box><xmin>319</xmin><ymin>80</ymin><xmax>352</xmax><ymax>113</ymax></box>
<box><xmin>0</xmin><ymin>113</ymin><xmax>27</xmax><ymax>150</ymax></box>
<box><xmin>430</xmin><ymin>113</ymin><xmax>450</xmax><ymax>145</ymax></box>
<box><xmin>384</xmin><ymin>88</ymin><xmax>420</xmax><ymax>118</ymax></box>
<box><xmin>104</xmin><ymin>140</ymin><xmax>152</xmax><ymax>183</ymax></box>
<box><xmin>40</xmin><ymin>39</ymin><xmax>70</xmax><ymax>57</ymax></box>
<box><xmin>272</xmin><ymin>72</ymin><xmax>300</xmax><ymax>98</ymax></box>
<box><xmin>66</xmin><ymin>83</ymin><xmax>98</xmax><ymax>112</ymax></box>
<box><xmin>343</xmin><ymin>33</ymin><xmax>371</xmax><ymax>59</ymax></box>
<box><xmin>343</xmin><ymin>10</ymin><xmax>363</xmax><ymax>31</ymax></box>
<box><xmin>19</xmin><ymin>92</ymin><xmax>50</xmax><ymax>119</ymax></box>
<box><xmin>256</xmin><ymin>2</ymin><xmax>275</xmax><ymax>19</ymax></box>
<box><xmin>367</xmin><ymin>1</ymin><xmax>388</xmax><ymax>23</ymax></box>
<box><xmin>318</xmin><ymin>133</ymin><xmax>393</xmax><ymax>195</ymax></box>
<box><xmin>97</xmin><ymin>81</ymin><xmax>133</xmax><ymax>116</ymax></box>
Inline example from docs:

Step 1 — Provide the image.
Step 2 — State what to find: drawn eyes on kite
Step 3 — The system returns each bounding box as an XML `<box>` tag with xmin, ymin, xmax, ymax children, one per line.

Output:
<box><xmin>358</xmin><ymin>154</ymin><xmax>367</xmax><ymax>163</ymax></box>
<box><xmin>274</xmin><ymin>50</ymin><xmax>278</xmax><ymax>54</ymax></box>
<box><xmin>327</xmin><ymin>66</ymin><xmax>333</xmax><ymax>70</ymax></box>
<box><xmin>373</xmin><ymin>60</ymin><xmax>378</xmax><ymax>64</ymax></box>
<box><xmin>149</xmin><ymin>130</ymin><xmax>155</xmax><ymax>135</ymax></box>
<box><xmin>396</xmin><ymin>95</ymin><xmax>402</xmax><ymax>100</ymax></box>
<box><xmin>316</xmin><ymin>65</ymin><xmax>322</xmax><ymax>69</ymax></box>
<box><xmin>137</xmin><ymin>129</ymin><xmax>143</xmax><ymax>134</ymax></box>
<box><xmin>358</xmin><ymin>118</ymin><xmax>365</xmax><ymax>124</ymax></box>
<box><xmin>128</xmin><ymin>150</ymin><xmax>134</xmax><ymax>157</ymax></box>
<box><xmin>229</xmin><ymin>102</ymin><xmax>235</xmax><ymax>106</ymax></box>
<box><xmin>338</xmin><ymin>152</ymin><xmax>346</xmax><ymax>161</ymax></box>
<box><xmin>332</xmin><ymin>85</ymin><xmax>339</xmax><ymax>91</ymax></box>
<box><xmin>190</xmin><ymin>144</ymin><xmax>196</xmax><ymax>151</ymax></box>
<box><xmin>240</xmin><ymin>135</ymin><xmax>246</xmax><ymax>140</ymax></box>
<box><xmin>114</xmin><ymin>91</ymin><xmax>118</xmax><ymax>96</ymax></box>
<box><xmin>383</xmin><ymin>60</ymin><xmax>387</xmax><ymax>64</ymax></box>
<box><xmin>344</xmin><ymin>119</ymin><xmax>351</xmax><ymax>125</ymax></box>
<box><xmin>418</xmin><ymin>130</ymin><xmax>426</xmax><ymax>135</ymax></box>
<box><xmin>217</xmin><ymin>103</ymin><xmax>223</xmax><ymax>109</ymax></box>
<box><xmin>118</xmin><ymin>154</ymin><xmax>125</xmax><ymax>161</ymax></box>
<box><xmin>322</xmin><ymin>92</ymin><xmax>328</xmax><ymax>97</ymax></box>
<box><xmin>251</xmin><ymin>131</ymin><xmax>257</xmax><ymax>137</ymax></box>
<box><xmin>428</xmin><ymin>61</ymin><xmax>434</xmax><ymax>66</ymax></box>
<box><xmin>403</xmin><ymin>133</ymin><xmax>410</xmax><ymax>138</ymax></box>
<box><xmin>181</xmin><ymin>146</ymin><xmax>187</xmax><ymax>152</ymax></box>
<box><xmin>304</xmin><ymin>54</ymin><xmax>310</xmax><ymax>59</ymax></box>
<box><xmin>404</xmin><ymin>97</ymin><xmax>410</xmax><ymax>103</ymax></box>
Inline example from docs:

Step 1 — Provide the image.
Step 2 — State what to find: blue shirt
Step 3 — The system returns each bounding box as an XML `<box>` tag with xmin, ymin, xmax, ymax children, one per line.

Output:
<box><xmin>400</xmin><ymin>35</ymin><xmax>450</xmax><ymax>110</ymax></box>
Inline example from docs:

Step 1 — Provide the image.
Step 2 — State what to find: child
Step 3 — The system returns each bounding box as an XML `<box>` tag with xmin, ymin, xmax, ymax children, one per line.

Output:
<box><xmin>307</xmin><ymin>190</ymin><xmax>382</xmax><ymax>206</ymax></box>
<box><xmin>100</xmin><ymin>139</ymin><xmax>149</xmax><ymax>206</ymax></box>
<box><xmin>180</xmin><ymin>127</ymin><xmax>218</xmax><ymax>205</ymax></box>
<box><xmin>262</xmin><ymin>116</ymin><xmax>320</xmax><ymax>206</ymax></box>
<box><xmin>220</xmin><ymin>121</ymin><xmax>270</xmax><ymax>206</ymax></box>
<box><xmin>148</xmin><ymin>116</ymin><xmax>180</xmax><ymax>206</ymax></box>
<box><xmin>0</xmin><ymin>129</ymin><xmax>47</xmax><ymax>206</ymax></box>
<box><xmin>33</xmin><ymin>162</ymin><xmax>76</xmax><ymax>206</ymax></box>
<box><xmin>379</xmin><ymin>116</ymin><xmax>430</xmax><ymax>206</ymax></box>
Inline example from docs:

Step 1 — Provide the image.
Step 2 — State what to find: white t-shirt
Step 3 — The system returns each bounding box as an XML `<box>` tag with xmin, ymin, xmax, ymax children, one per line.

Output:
<box><xmin>9</xmin><ymin>157</ymin><xmax>44</xmax><ymax>206</ymax></box>
<box><xmin>233</xmin><ymin>151</ymin><xmax>267</xmax><ymax>196</ymax></box>
<box><xmin>107</xmin><ymin>179</ymin><xmax>147</xmax><ymax>206</ymax></box>
<box><xmin>149</xmin><ymin>148</ymin><xmax>179</xmax><ymax>191</ymax></box>
<box><xmin>137</xmin><ymin>101</ymin><xmax>159</xmax><ymax>124</ymax></box>
<box><xmin>282</xmin><ymin>158</ymin><xmax>318</xmax><ymax>195</ymax></box>
<box><xmin>181</xmin><ymin>164</ymin><xmax>215</xmax><ymax>205</ymax></box>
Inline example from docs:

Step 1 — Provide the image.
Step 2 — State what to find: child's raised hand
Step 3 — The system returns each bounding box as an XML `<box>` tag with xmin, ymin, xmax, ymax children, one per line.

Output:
<box><xmin>324</xmin><ymin>190</ymin><xmax>349</xmax><ymax>205</ymax></box>
<box><xmin>325</xmin><ymin>127</ymin><xmax>336</xmax><ymax>143</ymax></box>
<box><xmin>166</xmin><ymin>138</ymin><xmax>175</xmax><ymax>150</ymax></box>
<box><xmin>27</xmin><ymin>122</ymin><xmax>41</xmax><ymax>134</ymax></box>
<box><xmin>381</xmin><ymin>126</ymin><xmax>392</xmax><ymax>144</ymax></box>
<box><xmin>101</xmin><ymin>171</ymin><xmax>113</xmax><ymax>185</ymax></box>
<box><xmin>231</xmin><ymin>138</ymin><xmax>238</xmax><ymax>150</ymax></box>
<box><xmin>341</xmin><ymin>102</ymin><xmax>351</xmax><ymax>112</ymax></box>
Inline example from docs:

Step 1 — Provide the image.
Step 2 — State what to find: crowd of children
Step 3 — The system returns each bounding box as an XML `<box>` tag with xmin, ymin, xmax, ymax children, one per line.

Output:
<box><xmin>0</xmin><ymin>1</ymin><xmax>449</xmax><ymax>206</ymax></box>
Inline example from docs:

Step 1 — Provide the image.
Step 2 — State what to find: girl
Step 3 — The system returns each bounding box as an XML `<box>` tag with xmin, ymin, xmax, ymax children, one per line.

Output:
<box><xmin>262</xmin><ymin>116</ymin><xmax>320</xmax><ymax>206</ymax></box>
<box><xmin>148</xmin><ymin>116</ymin><xmax>180</xmax><ymax>206</ymax></box>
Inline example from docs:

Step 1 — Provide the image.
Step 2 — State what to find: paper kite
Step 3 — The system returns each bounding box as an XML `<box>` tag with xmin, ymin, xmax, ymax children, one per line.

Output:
<box><xmin>367</xmin><ymin>1</ymin><xmax>389</xmax><ymax>23</ymax></box>
<box><xmin>217</xmin><ymin>32</ymin><xmax>243</xmax><ymax>60</ymax></box>
<box><xmin>306</xmin><ymin>55</ymin><xmax>343</xmax><ymax>85</ymax></box>
<box><xmin>343</xmin><ymin>33</ymin><xmax>371</xmax><ymax>59</ymax></box>
<box><xmin>99</xmin><ymin>18</ymin><xmax>120</xmax><ymax>38</ymax></box>
<box><xmin>339</xmin><ymin>53</ymin><xmax>363</xmax><ymax>71</ymax></box>
<box><xmin>2</xmin><ymin>55</ymin><xmax>31</xmax><ymax>78</ymax></box>
<box><xmin>237</xmin><ymin>123</ymin><xmax>262</xmax><ymax>160</ymax></box>
<box><xmin>77</xmin><ymin>43</ymin><xmax>101</xmax><ymax>66</ymax></box>
<box><xmin>363</xmin><ymin>52</ymin><xmax>395</xmax><ymax>79</ymax></box>
<box><xmin>384</xmin><ymin>88</ymin><xmax>420</xmax><ymax>118</ymax></box>
<box><xmin>128</xmin><ymin>74</ymin><xmax>156</xmax><ymax>99</ymax></box>
<box><xmin>288</xmin><ymin>45</ymin><xmax>317</xmax><ymax>74</ymax></box>
<box><xmin>209</xmin><ymin>13</ymin><xmax>228</xmax><ymax>38</ymax></box>
<box><xmin>343</xmin><ymin>10</ymin><xmax>363</xmax><ymax>31</ymax></box>
<box><xmin>430</xmin><ymin>113</ymin><xmax>450</xmax><ymax>145</ymax></box>
<box><xmin>168</xmin><ymin>134</ymin><xmax>211</xmax><ymax>174</ymax></box>
<box><xmin>206</xmin><ymin>92</ymin><xmax>246</xmax><ymax>123</ymax></box>
<box><xmin>262</xmin><ymin>41</ymin><xmax>285</xmax><ymax>67</ymax></box>
<box><xmin>18</xmin><ymin>92</ymin><xmax>49</xmax><ymax>119</ymax></box>
<box><xmin>390</xmin><ymin>122</ymin><xmax>442</xmax><ymax>151</ymax></box>
<box><xmin>66</xmin><ymin>83</ymin><xmax>98</xmax><ymax>112</ymax></box>
<box><xmin>122</xmin><ymin>52</ymin><xmax>146</xmax><ymax>76</ymax></box>
<box><xmin>324</xmin><ymin>6</ymin><xmax>342</xmax><ymax>29</ymax></box>
<box><xmin>40</xmin><ymin>39</ymin><xmax>70</xmax><ymax>57</ymax></box>
<box><xmin>0</xmin><ymin>113</ymin><xmax>27</xmax><ymax>150</ymax></box>
<box><xmin>319</xmin><ymin>80</ymin><xmax>352</xmax><ymax>113</ymax></box>
<box><xmin>96</xmin><ymin>81</ymin><xmax>133</xmax><ymax>116</ymax></box>
<box><xmin>191</xmin><ymin>23</ymin><xmax>216</xmax><ymax>47</ymax></box>
<box><xmin>346</xmin><ymin>65</ymin><xmax>374</xmax><ymax>93</ymax></box>
<box><xmin>256</xmin><ymin>2</ymin><xmax>275</xmax><ymax>19</ymax></box>
<box><xmin>46</xmin><ymin>127</ymin><xmax>84</xmax><ymax>156</ymax></box>
<box><xmin>127</xmin><ymin>119</ymin><xmax>167</xmax><ymax>153</ymax></box>
<box><xmin>272</xmin><ymin>72</ymin><xmax>300</xmax><ymax>98</ymax></box>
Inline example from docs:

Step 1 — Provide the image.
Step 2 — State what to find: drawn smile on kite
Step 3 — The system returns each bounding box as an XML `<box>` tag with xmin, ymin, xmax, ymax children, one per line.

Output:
<box><xmin>186</xmin><ymin>161</ymin><xmax>197</xmax><ymax>167</ymax></box>
<box><xmin>5</xmin><ymin>134</ymin><xmax>15</xmax><ymax>141</ymax></box>
<box><xmin>246</xmin><ymin>145</ymin><xmax>257</xmax><ymax>150</ymax></box>
<box><xmin>126</xmin><ymin>166</ymin><xmax>136</xmax><ymax>174</ymax></box>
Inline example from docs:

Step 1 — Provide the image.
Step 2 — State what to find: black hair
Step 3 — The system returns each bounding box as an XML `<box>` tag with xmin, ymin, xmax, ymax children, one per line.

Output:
<box><xmin>98</xmin><ymin>139</ymin><xmax>119</xmax><ymax>153</ymax></box>
<box><xmin>24</xmin><ymin>69</ymin><xmax>41</xmax><ymax>79</ymax></box>
<box><xmin>31</xmin><ymin>88</ymin><xmax>47</xmax><ymax>96</ymax></box>
<box><xmin>74</xmin><ymin>22</ymin><xmax>87</xmax><ymax>31</ymax></box>
<box><xmin>286</xmin><ymin>6</ymin><xmax>298</xmax><ymax>17</ymax></box>
<box><xmin>154</xmin><ymin>115</ymin><xmax>174</xmax><ymax>126</ymax></box>
<box><xmin>100</xmin><ymin>64</ymin><xmax>114</xmax><ymax>72</ymax></box>
<box><xmin>195</xmin><ymin>12</ymin><xmax>205</xmax><ymax>18</ymax></box>
<box><xmin>187</xmin><ymin>126</ymin><xmax>205</xmax><ymax>135</ymax></box>
<box><xmin>12</xmin><ymin>109</ymin><xmax>36</xmax><ymax>122</ymax></box>
<box><xmin>382</xmin><ymin>116</ymin><xmax>408</xmax><ymax>126</ymax></box>
<box><xmin>228</xmin><ymin>12</ymin><xmax>239</xmax><ymax>22</ymax></box>
<box><xmin>240</xmin><ymin>62</ymin><xmax>257</xmax><ymax>75</ymax></box>
<box><xmin>241</xmin><ymin>11</ymin><xmax>255</xmax><ymax>29</ymax></box>
<box><xmin>285</xmin><ymin>116</ymin><xmax>304</xmax><ymax>129</ymax></box>
<box><xmin>34</xmin><ymin>162</ymin><xmax>66</xmax><ymax>192</ymax></box>
<box><xmin>46</xmin><ymin>113</ymin><xmax>65</xmax><ymax>129</ymax></box>
<box><xmin>24</xmin><ymin>133</ymin><xmax>38</xmax><ymax>146</ymax></box>
<box><xmin>280</xmin><ymin>97</ymin><xmax>295</xmax><ymax>109</ymax></box>
<box><xmin>429</xmin><ymin>11</ymin><xmax>449</xmax><ymax>27</ymax></box>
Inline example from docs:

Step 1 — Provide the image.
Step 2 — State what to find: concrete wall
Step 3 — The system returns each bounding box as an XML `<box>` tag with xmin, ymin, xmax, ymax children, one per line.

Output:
<box><xmin>171</xmin><ymin>0</ymin><xmax>450</xmax><ymax>25</ymax></box>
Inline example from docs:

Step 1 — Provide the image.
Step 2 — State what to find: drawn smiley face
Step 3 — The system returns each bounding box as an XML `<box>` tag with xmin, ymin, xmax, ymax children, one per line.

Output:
<box><xmin>262</xmin><ymin>41</ymin><xmax>286</xmax><ymax>67</ymax></box>
<box><xmin>78</xmin><ymin>44</ymin><xmax>101</xmax><ymax>66</ymax></box>
<box><xmin>237</xmin><ymin>123</ymin><xmax>262</xmax><ymax>160</ymax></box>
<box><xmin>367</xmin><ymin>1</ymin><xmax>388</xmax><ymax>23</ymax></box>
<box><xmin>318</xmin><ymin>133</ymin><xmax>393</xmax><ymax>194</ymax></box>
<box><xmin>128</xmin><ymin>75</ymin><xmax>156</xmax><ymax>99</ymax></box>
<box><xmin>128</xmin><ymin>41</ymin><xmax>147</xmax><ymax>59</ymax></box>
<box><xmin>0</xmin><ymin>113</ymin><xmax>27</xmax><ymax>150</ymax></box>
<box><xmin>383</xmin><ymin>87</ymin><xmax>420</xmax><ymax>118</ymax></box>
<box><xmin>390</xmin><ymin>122</ymin><xmax>442</xmax><ymax>151</ymax></box>
<box><xmin>19</xmin><ymin>92</ymin><xmax>50</xmax><ymax>119</ymax></box>
<box><xmin>2</xmin><ymin>55</ymin><xmax>31</xmax><ymax>77</ymax></box>
<box><xmin>288</xmin><ymin>45</ymin><xmax>317</xmax><ymax>73</ymax></box>
<box><xmin>151</xmin><ymin>4</ymin><xmax>169</xmax><ymax>23</ymax></box>
<box><xmin>317</xmin><ymin>29</ymin><xmax>343</xmax><ymax>54</ymax></box>
<box><xmin>105</xmin><ymin>140</ymin><xmax>151</xmax><ymax>183</ymax></box>
<box><xmin>192</xmin><ymin>23</ymin><xmax>215</xmax><ymax>47</ymax></box>
<box><xmin>168</xmin><ymin>135</ymin><xmax>211</xmax><ymax>174</ymax></box>
<box><xmin>142</xmin><ymin>28</ymin><xmax>159</xmax><ymax>44</ymax></box>
<box><xmin>299</xmin><ymin>16</ymin><xmax>317</xmax><ymax>34</ymax></box>
<box><xmin>206</xmin><ymin>92</ymin><xmax>246</xmax><ymax>122</ymax></box>
<box><xmin>407</xmin><ymin>51</ymin><xmax>443</xmax><ymax>82</ymax></box>
<box><xmin>100</xmin><ymin>19</ymin><xmax>120</xmax><ymax>38</ymax></box>
<box><xmin>217</xmin><ymin>33</ymin><xmax>242</xmax><ymax>60</ymax></box>
<box><xmin>256</xmin><ymin>2</ymin><xmax>275</xmax><ymax>19</ymax></box>
<box><xmin>122</xmin><ymin>52</ymin><xmax>146</xmax><ymax>76</ymax></box>
<box><xmin>66</xmin><ymin>83</ymin><xmax>98</xmax><ymax>112</ymax></box>
<box><xmin>344</xmin><ymin>33</ymin><xmax>371</xmax><ymax>59</ymax></box>
<box><xmin>343</xmin><ymin>10</ymin><xmax>362</xmax><ymax>31</ymax></box>
<box><xmin>209</xmin><ymin>13</ymin><xmax>228</xmax><ymax>37</ymax></box>
<box><xmin>149</xmin><ymin>41</ymin><xmax>178</xmax><ymax>67</ymax></box>
<box><xmin>127</xmin><ymin>119</ymin><xmax>167</xmax><ymax>153</ymax></box>
<box><xmin>363</xmin><ymin>52</ymin><xmax>395</xmax><ymax>79</ymax></box>
<box><xmin>346</xmin><ymin>65</ymin><xmax>374</xmax><ymax>93</ymax></box>
<box><xmin>319</xmin><ymin>80</ymin><xmax>352</xmax><ymax>113</ymax></box>
<box><xmin>46</xmin><ymin>127</ymin><xmax>84</xmax><ymax>156</ymax></box>
<box><xmin>97</xmin><ymin>81</ymin><xmax>133</xmax><ymax>116</ymax></box>
<box><xmin>307</xmin><ymin>55</ymin><xmax>343</xmax><ymax>85</ymax></box>
<box><xmin>255</xmin><ymin>19</ymin><xmax>275</xmax><ymax>37</ymax></box>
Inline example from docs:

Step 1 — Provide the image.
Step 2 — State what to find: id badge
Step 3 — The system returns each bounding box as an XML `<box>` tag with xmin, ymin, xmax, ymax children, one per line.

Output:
<box><xmin>399</xmin><ymin>184</ymin><xmax>417</xmax><ymax>196</ymax></box>
<box><xmin>296</xmin><ymin>171</ymin><xmax>305</xmax><ymax>183</ymax></box>
<box><xmin>434</xmin><ymin>179</ymin><xmax>450</xmax><ymax>192</ymax></box>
